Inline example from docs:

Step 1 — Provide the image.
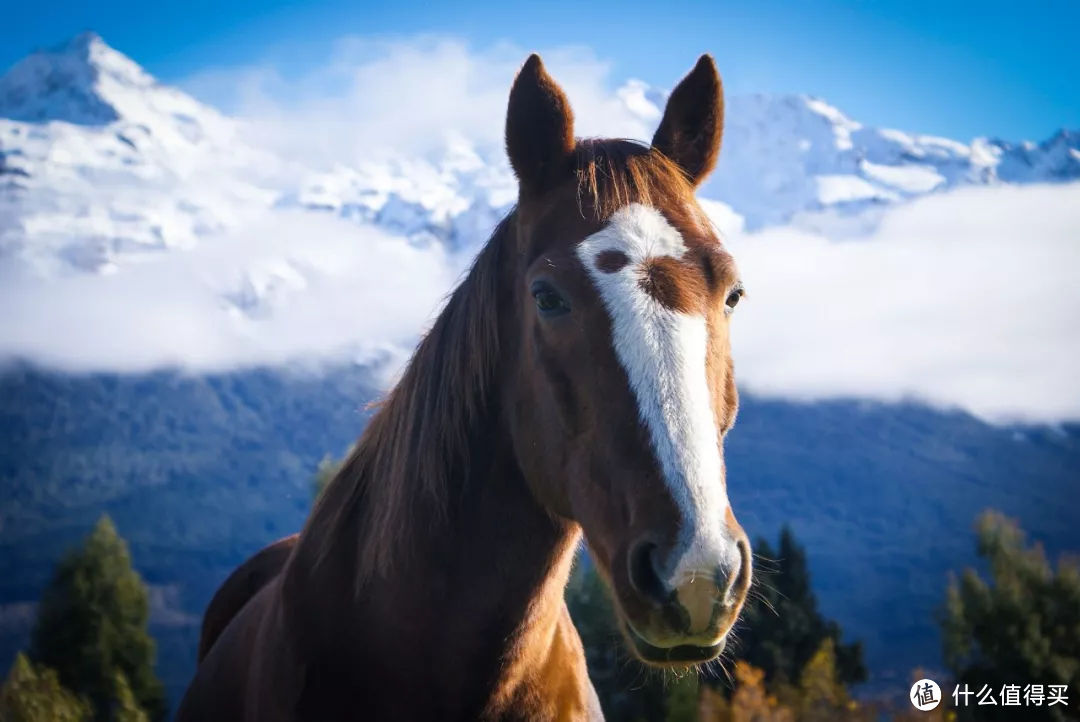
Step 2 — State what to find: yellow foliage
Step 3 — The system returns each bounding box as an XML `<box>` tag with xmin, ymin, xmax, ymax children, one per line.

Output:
<box><xmin>699</xmin><ymin>642</ymin><xmax>874</xmax><ymax>722</ymax></box>
<box><xmin>699</xmin><ymin>662</ymin><xmax>794</xmax><ymax>722</ymax></box>
<box><xmin>796</xmin><ymin>638</ymin><xmax>856</xmax><ymax>721</ymax></box>
<box><xmin>0</xmin><ymin>653</ymin><xmax>91</xmax><ymax>722</ymax></box>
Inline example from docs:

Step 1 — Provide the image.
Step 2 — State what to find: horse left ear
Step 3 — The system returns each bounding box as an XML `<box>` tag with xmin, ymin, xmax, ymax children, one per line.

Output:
<box><xmin>506</xmin><ymin>54</ymin><xmax>576</xmax><ymax>196</ymax></box>
<box><xmin>652</xmin><ymin>54</ymin><xmax>724</xmax><ymax>187</ymax></box>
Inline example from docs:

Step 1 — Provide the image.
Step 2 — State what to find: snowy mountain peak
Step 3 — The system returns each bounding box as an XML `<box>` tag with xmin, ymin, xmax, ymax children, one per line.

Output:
<box><xmin>0</xmin><ymin>35</ymin><xmax>277</xmax><ymax>275</ymax></box>
<box><xmin>0</xmin><ymin>32</ymin><xmax>156</xmax><ymax>125</ymax></box>
<box><xmin>2</xmin><ymin>32</ymin><xmax>1079</xmax><ymax>283</ymax></box>
<box><xmin>0</xmin><ymin>32</ymin><xmax>240</xmax><ymax>156</ymax></box>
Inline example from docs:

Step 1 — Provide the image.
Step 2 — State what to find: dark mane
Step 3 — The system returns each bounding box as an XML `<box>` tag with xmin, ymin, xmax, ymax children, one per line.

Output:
<box><xmin>305</xmin><ymin>139</ymin><xmax>701</xmax><ymax>583</ymax></box>
<box><xmin>305</xmin><ymin>215</ymin><xmax>510</xmax><ymax>581</ymax></box>
<box><xmin>574</xmin><ymin>138</ymin><xmax>699</xmax><ymax>221</ymax></box>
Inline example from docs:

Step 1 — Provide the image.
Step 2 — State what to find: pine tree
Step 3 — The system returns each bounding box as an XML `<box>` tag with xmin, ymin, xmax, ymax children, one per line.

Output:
<box><xmin>790</xmin><ymin>639</ymin><xmax>871</xmax><ymax>722</ymax></box>
<box><xmin>663</xmin><ymin>675</ymin><xmax>700</xmax><ymax>722</ymax></box>
<box><xmin>107</xmin><ymin>672</ymin><xmax>148</xmax><ymax>722</ymax></box>
<box><xmin>731</xmin><ymin>526</ymin><xmax>865</xmax><ymax>689</ymax></box>
<box><xmin>0</xmin><ymin>652</ymin><xmax>92</xmax><ymax>722</ymax></box>
<box><xmin>565</xmin><ymin>558</ymin><xmax>671</xmax><ymax>721</ymax></box>
<box><xmin>30</xmin><ymin>516</ymin><xmax>166</xmax><ymax>722</ymax></box>
<box><xmin>942</xmin><ymin>510</ymin><xmax>1080</xmax><ymax>722</ymax></box>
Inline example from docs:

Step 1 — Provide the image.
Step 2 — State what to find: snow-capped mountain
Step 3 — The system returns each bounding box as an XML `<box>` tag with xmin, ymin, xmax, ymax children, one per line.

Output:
<box><xmin>2</xmin><ymin>33</ymin><xmax>1078</xmax><ymax>284</ymax></box>
<box><xmin>708</xmin><ymin>95</ymin><xmax>1080</xmax><ymax>231</ymax></box>
<box><xmin>0</xmin><ymin>33</ymin><xmax>281</xmax><ymax>276</ymax></box>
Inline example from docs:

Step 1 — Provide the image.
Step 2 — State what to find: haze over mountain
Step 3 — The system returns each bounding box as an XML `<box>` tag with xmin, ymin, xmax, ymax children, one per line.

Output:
<box><xmin>1</xmin><ymin>33</ymin><xmax>1078</xmax><ymax>711</ymax></box>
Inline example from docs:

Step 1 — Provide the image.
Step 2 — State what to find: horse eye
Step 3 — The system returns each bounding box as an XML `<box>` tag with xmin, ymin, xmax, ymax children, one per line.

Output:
<box><xmin>725</xmin><ymin>286</ymin><xmax>744</xmax><ymax>311</ymax></box>
<box><xmin>532</xmin><ymin>283</ymin><xmax>570</xmax><ymax>317</ymax></box>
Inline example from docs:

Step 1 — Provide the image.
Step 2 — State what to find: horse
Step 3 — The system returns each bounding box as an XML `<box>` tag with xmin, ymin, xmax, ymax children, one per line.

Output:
<box><xmin>178</xmin><ymin>52</ymin><xmax>752</xmax><ymax>722</ymax></box>
<box><xmin>197</xmin><ymin>534</ymin><xmax>298</xmax><ymax>662</ymax></box>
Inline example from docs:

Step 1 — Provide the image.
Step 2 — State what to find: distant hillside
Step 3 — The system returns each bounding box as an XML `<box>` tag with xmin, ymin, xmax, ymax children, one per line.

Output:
<box><xmin>0</xmin><ymin>365</ymin><xmax>378</xmax><ymax>702</ymax></box>
<box><xmin>1</xmin><ymin>365</ymin><xmax>1077</xmax><ymax>709</ymax></box>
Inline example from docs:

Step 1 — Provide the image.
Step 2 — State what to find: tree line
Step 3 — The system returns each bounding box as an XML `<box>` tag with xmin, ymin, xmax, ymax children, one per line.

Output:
<box><xmin>565</xmin><ymin>512</ymin><xmax>1078</xmax><ymax>721</ymax></box>
<box><xmin>1</xmin><ymin>517</ymin><xmax>162</xmax><ymax>721</ymax></box>
<box><xmin>2</xmin><ymin>458</ymin><xmax>1077</xmax><ymax>721</ymax></box>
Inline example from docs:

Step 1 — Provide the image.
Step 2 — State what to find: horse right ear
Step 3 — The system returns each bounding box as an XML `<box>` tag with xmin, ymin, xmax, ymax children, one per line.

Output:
<box><xmin>652</xmin><ymin>54</ymin><xmax>724</xmax><ymax>187</ymax></box>
<box><xmin>505</xmin><ymin>54</ymin><xmax>576</xmax><ymax>196</ymax></box>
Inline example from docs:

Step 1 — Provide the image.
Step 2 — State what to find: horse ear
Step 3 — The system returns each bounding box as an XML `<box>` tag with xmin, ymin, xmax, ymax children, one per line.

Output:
<box><xmin>652</xmin><ymin>54</ymin><xmax>724</xmax><ymax>187</ymax></box>
<box><xmin>506</xmin><ymin>54</ymin><xmax>575</xmax><ymax>195</ymax></box>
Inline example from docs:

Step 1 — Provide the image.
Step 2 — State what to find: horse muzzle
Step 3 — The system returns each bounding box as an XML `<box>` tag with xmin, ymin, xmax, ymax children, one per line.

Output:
<box><xmin>618</xmin><ymin>533</ymin><xmax>752</xmax><ymax>666</ymax></box>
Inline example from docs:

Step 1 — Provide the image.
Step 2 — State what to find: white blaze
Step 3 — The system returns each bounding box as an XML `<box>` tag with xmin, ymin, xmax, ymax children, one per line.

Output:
<box><xmin>577</xmin><ymin>203</ymin><xmax>735</xmax><ymax>588</ymax></box>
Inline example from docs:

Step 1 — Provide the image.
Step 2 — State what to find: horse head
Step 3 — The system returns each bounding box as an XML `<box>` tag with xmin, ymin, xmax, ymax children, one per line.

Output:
<box><xmin>501</xmin><ymin>54</ymin><xmax>751</xmax><ymax>666</ymax></box>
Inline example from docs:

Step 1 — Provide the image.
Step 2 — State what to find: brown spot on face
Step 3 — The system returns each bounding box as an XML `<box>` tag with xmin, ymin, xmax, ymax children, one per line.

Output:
<box><xmin>638</xmin><ymin>256</ymin><xmax>707</xmax><ymax>314</ymax></box>
<box><xmin>595</xmin><ymin>249</ymin><xmax>630</xmax><ymax>274</ymax></box>
<box><xmin>683</xmin><ymin>245</ymin><xmax>738</xmax><ymax>299</ymax></box>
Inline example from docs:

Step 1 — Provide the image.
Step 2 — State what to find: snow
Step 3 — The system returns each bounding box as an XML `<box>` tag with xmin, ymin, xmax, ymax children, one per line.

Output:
<box><xmin>860</xmin><ymin>161</ymin><xmax>945</xmax><ymax>194</ymax></box>
<box><xmin>3</xmin><ymin>34</ymin><xmax>1077</xmax><ymax>278</ymax></box>
<box><xmin>814</xmin><ymin>174</ymin><xmax>897</xmax><ymax>205</ymax></box>
<box><xmin>1</xmin><ymin>33</ymin><xmax>1079</xmax><ymax>421</ymax></box>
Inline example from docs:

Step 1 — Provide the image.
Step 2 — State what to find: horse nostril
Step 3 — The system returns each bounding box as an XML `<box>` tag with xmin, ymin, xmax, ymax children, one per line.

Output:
<box><xmin>724</xmin><ymin>537</ymin><xmax>753</xmax><ymax>606</ymax></box>
<box><xmin>628</xmin><ymin>540</ymin><xmax>669</xmax><ymax>605</ymax></box>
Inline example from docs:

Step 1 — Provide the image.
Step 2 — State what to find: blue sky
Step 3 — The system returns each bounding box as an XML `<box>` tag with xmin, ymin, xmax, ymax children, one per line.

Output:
<box><xmin>3</xmin><ymin>0</ymin><xmax>1078</xmax><ymax>141</ymax></box>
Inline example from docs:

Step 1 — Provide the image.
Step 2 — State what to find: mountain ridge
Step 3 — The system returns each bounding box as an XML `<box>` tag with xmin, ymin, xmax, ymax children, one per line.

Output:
<box><xmin>2</xmin><ymin>33</ymin><xmax>1078</xmax><ymax>281</ymax></box>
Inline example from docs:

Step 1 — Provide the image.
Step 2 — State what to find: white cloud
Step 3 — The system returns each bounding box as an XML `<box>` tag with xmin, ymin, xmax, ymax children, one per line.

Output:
<box><xmin>0</xmin><ymin>211</ymin><xmax>461</xmax><ymax>373</ymax></box>
<box><xmin>726</xmin><ymin>183</ymin><xmax>1080</xmax><ymax>423</ymax></box>
<box><xmin>4</xmin><ymin>183</ymin><xmax>1076</xmax><ymax>424</ymax></box>
<box><xmin>3</xmin><ymin>36</ymin><xmax>1078</xmax><ymax>424</ymax></box>
<box><xmin>181</xmin><ymin>36</ymin><xmax>657</xmax><ymax>169</ymax></box>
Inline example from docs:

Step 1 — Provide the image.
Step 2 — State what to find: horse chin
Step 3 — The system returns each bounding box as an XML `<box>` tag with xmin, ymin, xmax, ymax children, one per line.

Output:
<box><xmin>621</xmin><ymin>621</ymin><xmax>726</xmax><ymax>667</ymax></box>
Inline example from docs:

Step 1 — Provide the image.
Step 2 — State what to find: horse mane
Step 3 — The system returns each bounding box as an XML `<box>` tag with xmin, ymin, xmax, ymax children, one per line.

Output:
<box><xmin>574</xmin><ymin>138</ymin><xmax>698</xmax><ymax>222</ymax></box>
<box><xmin>305</xmin><ymin>212</ymin><xmax>510</xmax><ymax>581</ymax></box>
<box><xmin>304</xmin><ymin>139</ymin><xmax>700</xmax><ymax>584</ymax></box>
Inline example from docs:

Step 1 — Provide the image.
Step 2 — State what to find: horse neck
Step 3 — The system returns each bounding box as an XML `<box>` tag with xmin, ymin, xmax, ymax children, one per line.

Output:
<box><xmin>283</xmin><ymin>219</ymin><xmax>583</xmax><ymax>699</ymax></box>
<box><xmin>286</xmin><ymin>415</ymin><xmax>583</xmax><ymax>707</ymax></box>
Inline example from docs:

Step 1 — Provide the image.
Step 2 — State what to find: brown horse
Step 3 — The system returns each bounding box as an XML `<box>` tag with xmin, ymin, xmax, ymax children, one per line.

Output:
<box><xmin>178</xmin><ymin>53</ymin><xmax>752</xmax><ymax>722</ymax></box>
<box><xmin>197</xmin><ymin>534</ymin><xmax>298</xmax><ymax>662</ymax></box>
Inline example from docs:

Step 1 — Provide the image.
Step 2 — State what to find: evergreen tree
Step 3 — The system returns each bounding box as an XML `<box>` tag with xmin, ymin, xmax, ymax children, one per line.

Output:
<box><xmin>941</xmin><ymin>510</ymin><xmax>1080</xmax><ymax>722</ymax></box>
<box><xmin>107</xmin><ymin>672</ymin><xmax>148</xmax><ymax>722</ymax></box>
<box><xmin>0</xmin><ymin>652</ymin><xmax>91</xmax><ymax>722</ymax></box>
<box><xmin>663</xmin><ymin>676</ymin><xmax>699</xmax><ymax>722</ymax></box>
<box><xmin>565</xmin><ymin>558</ymin><xmax>672</xmax><ymax>721</ymax></box>
<box><xmin>30</xmin><ymin>516</ymin><xmax>166</xmax><ymax>722</ymax></box>
<box><xmin>787</xmin><ymin>639</ymin><xmax>871</xmax><ymax>722</ymax></box>
<box><xmin>730</xmin><ymin>526</ymin><xmax>865</xmax><ymax>689</ymax></box>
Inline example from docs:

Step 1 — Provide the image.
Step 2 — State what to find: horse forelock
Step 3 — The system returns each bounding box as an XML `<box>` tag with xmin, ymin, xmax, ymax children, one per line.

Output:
<box><xmin>574</xmin><ymin>139</ymin><xmax>699</xmax><ymax>223</ymax></box>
